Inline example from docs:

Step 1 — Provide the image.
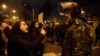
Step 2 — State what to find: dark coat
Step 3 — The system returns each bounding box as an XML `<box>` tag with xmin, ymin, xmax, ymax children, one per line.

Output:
<box><xmin>7</xmin><ymin>32</ymin><xmax>31</xmax><ymax>56</ymax></box>
<box><xmin>30</xmin><ymin>28</ymin><xmax>45</xmax><ymax>56</ymax></box>
<box><xmin>7</xmin><ymin>31</ymin><xmax>44</xmax><ymax>56</ymax></box>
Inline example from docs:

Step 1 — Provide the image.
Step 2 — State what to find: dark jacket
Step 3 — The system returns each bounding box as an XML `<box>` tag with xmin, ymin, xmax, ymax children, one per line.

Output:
<box><xmin>7</xmin><ymin>31</ymin><xmax>44</xmax><ymax>56</ymax></box>
<box><xmin>30</xmin><ymin>28</ymin><xmax>45</xmax><ymax>56</ymax></box>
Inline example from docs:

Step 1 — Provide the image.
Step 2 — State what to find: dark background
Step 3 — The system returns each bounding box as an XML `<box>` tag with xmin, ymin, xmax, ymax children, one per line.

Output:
<box><xmin>0</xmin><ymin>0</ymin><xmax>100</xmax><ymax>18</ymax></box>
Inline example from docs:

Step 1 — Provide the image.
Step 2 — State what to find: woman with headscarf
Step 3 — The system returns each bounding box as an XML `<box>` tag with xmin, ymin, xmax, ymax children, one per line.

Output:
<box><xmin>29</xmin><ymin>21</ymin><xmax>46</xmax><ymax>56</ymax></box>
<box><xmin>7</xmin><ymin>20</ymin><xmax>46</xmax><ymax>56</ymax></box>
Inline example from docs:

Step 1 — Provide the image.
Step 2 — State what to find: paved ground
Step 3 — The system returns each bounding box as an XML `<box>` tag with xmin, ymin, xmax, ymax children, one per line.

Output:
<box><xmin>92</xmin><ymin>45</ymin><xmax>100</xmax><ymax>56</ymax></box>
<box><xmin>43</xmin><ymin>37</ymin><xmax>62</xmax><ymax>56</ymax></box>
<box><xmin>43</xmin><ymin>38</ymin><xmax>100</xmax><ymax>56</ymax></box>
<box><xmin>92</xmin><ymin>48</ymin><xmax>100</xmax><ymax>56</ymax></box>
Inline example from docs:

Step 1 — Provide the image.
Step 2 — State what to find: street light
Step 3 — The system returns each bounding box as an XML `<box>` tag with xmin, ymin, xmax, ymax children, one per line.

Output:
<box><xmin>12</xmin><ymin>16</ymin><xmax>16</xmax><ymax>20</ymax></box>
<box><xmin>12</xmin><ymin>9</ymin><xmax>16</xmax><ymax>13</ymax></box>
<box><xmin>1</xmin><ymin>4</ymin><xmax>7</xmax><ymax>15</ymax></box>
<box><xmin>2</xmin><ymin>4</ymin><xmax>7</xmax><ymax>9</ymax></box>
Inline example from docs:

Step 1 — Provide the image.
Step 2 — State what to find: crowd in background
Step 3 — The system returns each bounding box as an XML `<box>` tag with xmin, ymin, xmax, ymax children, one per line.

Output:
<box><xmin>0</xmin><ymin>13</ymin><xmax>100</xmax><ymax>56</ymax></box>
<box><xmin>0</xmin><ymin>1</ymin><xmax>100</xmax><ymax>56</ymax></box>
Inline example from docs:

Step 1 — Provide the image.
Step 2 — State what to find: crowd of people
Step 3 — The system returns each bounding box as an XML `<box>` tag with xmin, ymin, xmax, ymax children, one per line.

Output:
<box><xmin>0</xmin><ymin>15</ymin><xmax>46</xmax><ymax>56</ymax></box>
<box><xmin>0</xmin><ymin>1</ymin><xmax>100</xmax><ymax>56</ymax></box>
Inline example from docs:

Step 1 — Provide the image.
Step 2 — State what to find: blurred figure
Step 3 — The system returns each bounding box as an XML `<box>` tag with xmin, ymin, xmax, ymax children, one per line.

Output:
<box><xmin>94</xmin><ymin>23</ymin><xmax>100</xmax><ymax>47</ymax></box>
<box><xmin>29</xmin><ymin>21</ymin><xmax>46</xmax><ymax>56</ymax></box>
<box><xmin>3</xmin><ymin>23</ymin><xmax>13</xmax><ymax>56</ymax></box>
<box><xmin>58</xmin><ymin>1</ymin><xmax>94</xmax><ymax>56</ymax></box>
<box><xmin>0</xmin><ymin>21</ymin><xmax>8</xmax><ymax>56</ymax></box>
<box><xmin>87</xmin><ymin>21</ymin><xmax>96</xmax><ymax>45</ymax></box>
<box><xmin>3</xmin><ymin>15</ymin><xmax>11</xmax><ymax>24</ymax></box>
<box><xmin>0</xmin><ymin>15</ymin><xmax>9</xmax><ymax>56</ymax></box>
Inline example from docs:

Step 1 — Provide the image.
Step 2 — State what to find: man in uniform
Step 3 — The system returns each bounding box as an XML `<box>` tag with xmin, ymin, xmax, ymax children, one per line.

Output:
<box><xmin>58</xmin><ymin>1</ymin><xmax>94</xmax><ymax>56</ymax></box>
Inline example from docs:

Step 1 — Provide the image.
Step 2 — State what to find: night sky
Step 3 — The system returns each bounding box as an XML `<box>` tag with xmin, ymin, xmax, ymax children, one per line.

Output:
<box><xmin>1</xmin><ymin>0</ymin><xmax>100</xmax><ymax>18</ymax></box>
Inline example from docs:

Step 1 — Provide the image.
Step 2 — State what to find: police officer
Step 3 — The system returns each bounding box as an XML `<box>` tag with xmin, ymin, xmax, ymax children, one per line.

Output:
<box><xmin>58</xmin><ymin>1</ymin><xmax>93</xmax><ymax>56</ymax></box>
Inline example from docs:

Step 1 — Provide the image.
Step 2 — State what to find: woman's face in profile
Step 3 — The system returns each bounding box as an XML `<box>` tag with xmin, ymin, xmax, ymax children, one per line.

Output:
<box><xmin>20</xmin><ymin>21</ymin><xmax>28</xmax><ymax>33</ymax></box>
<box><xmin>35</xmin><ymin>22</ymin><xmax>39</xmax><ymax>28</ymax></box>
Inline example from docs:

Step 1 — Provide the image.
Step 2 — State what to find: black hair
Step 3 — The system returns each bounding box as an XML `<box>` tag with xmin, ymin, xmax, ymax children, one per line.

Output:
<box><xmin>12</xmin><ymin>20</ymin><xmax>27</xmax><ymax>34</ymax></box>
<box><xmin>38</xmin><ymin>23</ymin><xmax>43</xmax><ymax>30</ymax></box>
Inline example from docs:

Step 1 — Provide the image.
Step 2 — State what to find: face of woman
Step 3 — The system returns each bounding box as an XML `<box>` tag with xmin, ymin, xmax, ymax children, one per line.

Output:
<box><xmin>35</xmin><ymin>22</ymin><xmax>39</xmax><ymax>28</ymax></box>
<box><xmin>20</xmin><ymin>21</ymin><xmax>28</xmax><ymax>33</ymax></box>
